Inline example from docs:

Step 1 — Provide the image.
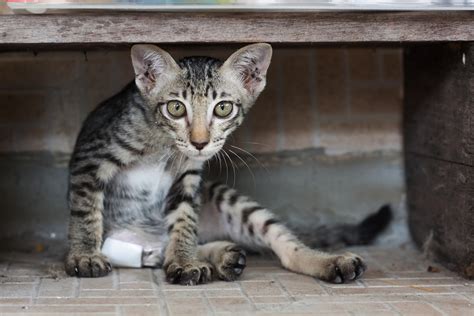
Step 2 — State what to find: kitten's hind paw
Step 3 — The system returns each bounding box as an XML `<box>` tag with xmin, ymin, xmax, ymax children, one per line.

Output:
<box><xmin>322</xmin><ymin>252</ymin><xmax>367</xmax><ymax>284</ymax></box>
<box><xmin>165</xmin><ymin>260</ymin><xmax>213</xmax><ymax>285</ymax></box>
<box><xmin>215</xmin><ymin>245</ymin><xmax>247</xmax><ymax>281</ymax></box>
<box><xmin>65</xmin><ymin>252</ymin><xmax>112</xmax><ymax>278</ymax></box>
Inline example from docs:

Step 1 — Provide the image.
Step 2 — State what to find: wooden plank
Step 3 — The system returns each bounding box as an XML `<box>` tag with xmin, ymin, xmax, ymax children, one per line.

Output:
<box><xmin>404</xmin><ymin>43</ymin><xmax>474</xmax><ymax>278</ymax></box>
<box><xmin>0</xmin><ymin>11</ymin><xmax>473</xmax><ymax>46</ymax></box>
<box><xmin>404</xmin><ymin>43</ymin><xmax>474</xmax><ymax>167</ymax></box>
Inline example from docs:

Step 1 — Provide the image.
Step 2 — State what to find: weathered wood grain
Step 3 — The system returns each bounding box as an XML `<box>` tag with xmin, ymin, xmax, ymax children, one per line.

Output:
<box><xmin>404</xmin><ymin>43</ymin><xmax>474</xmax><ymax>167</ymax></box>
<box><xmin>406</xmin><ymin>154</ymin><xmax>474</xmax><ymax>278</ymax></box>
<box><xmin>0</xmin><ymin>11</ymin><xmax>473</xmax><ymax>46</ymax></box>
<box><xmin>404</xmin><ymin>43</ymin><xmax>474</xmax><ymax>278</ymax></box>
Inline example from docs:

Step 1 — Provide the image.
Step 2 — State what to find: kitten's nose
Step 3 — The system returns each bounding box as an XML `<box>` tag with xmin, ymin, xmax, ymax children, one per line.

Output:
<box><xmin>191</xmin><ymin>141</ymin><xmax>209</xmax><ymax>151</ymax></box>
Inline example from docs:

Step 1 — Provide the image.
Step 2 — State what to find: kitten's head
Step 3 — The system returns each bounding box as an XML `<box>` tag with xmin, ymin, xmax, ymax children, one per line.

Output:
<box><xmin>131</xmin><ymin>43</ymin><xmax>272</xmax><ymax>161</ymax></box>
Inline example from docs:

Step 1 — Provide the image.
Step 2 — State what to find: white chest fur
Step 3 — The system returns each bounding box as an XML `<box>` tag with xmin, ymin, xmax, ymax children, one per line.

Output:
<box><xmin>118</xmin><ymin>161</ymin><xmax>172</xmax><ymax>204</ymax></box>
<box><xmin>102</xmin><ymin>155</ymin><xmax>176</xmax><ymax>267</ymax></box>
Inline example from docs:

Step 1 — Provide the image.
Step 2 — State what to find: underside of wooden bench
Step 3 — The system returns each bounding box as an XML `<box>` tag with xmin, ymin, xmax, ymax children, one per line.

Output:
<box><xmin>0</xmin><ymin>11</ymin><xmax>473</xmax><ymax>49</ymax></box>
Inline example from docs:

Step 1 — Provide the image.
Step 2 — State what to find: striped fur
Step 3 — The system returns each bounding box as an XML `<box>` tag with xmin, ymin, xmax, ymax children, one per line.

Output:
<box><xmin>199</xmin><ymin>183</ymin><xmax>373</xmax><ymax>283</ymax></box>
<box><xmin>66</xmin><ymin>43</ymin><xmax>390</xmax><ymax>285</ymax></box>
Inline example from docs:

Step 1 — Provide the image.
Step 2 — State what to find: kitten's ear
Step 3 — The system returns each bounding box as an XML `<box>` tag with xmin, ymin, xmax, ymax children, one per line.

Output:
<box><xmin>222</xmin><ymin>43</ymin><xmax>272</xmax><ymax>97</ymax></box>
<box><xmin>131</xmin><ymin>44</ymin><xmax>180</xmax><ymax>94</ymax></box>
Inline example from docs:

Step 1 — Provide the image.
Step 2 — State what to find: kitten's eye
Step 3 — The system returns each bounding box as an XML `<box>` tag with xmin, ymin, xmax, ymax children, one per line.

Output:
<box><xmin>214</xmin><ymin>101</ymin><xmax>233</xmax><ymax>118</ymax></box>
<box><xmin>166</xmin><ymin>100</ymin><xmax>186</xmax><ymax>118</ymax></box>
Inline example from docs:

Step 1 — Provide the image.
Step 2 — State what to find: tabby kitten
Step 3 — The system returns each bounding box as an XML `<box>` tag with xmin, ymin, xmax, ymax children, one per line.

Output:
<box><xmin>66</xmin><ymin>43</ymin><xmax>391</xmax><ymax>285</ymax></box>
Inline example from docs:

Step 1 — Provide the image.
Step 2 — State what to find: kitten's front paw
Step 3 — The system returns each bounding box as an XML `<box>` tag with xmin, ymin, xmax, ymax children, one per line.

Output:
<box><xmin>65</xmin><ymin>252</ymin><xmax>112</xmax><ymax>278</ymax></box>
<box><xmin>322</xmin><ymin>252</ymin><xmax>367</xmax><ymax>284</ymax></box>
<box><xmin>215</xmin><ymin>245</ymin><xmax>247</xmax><ymax>281</ymax></box>
<box><xmin>165</xmin><ymin>260</ymin><xmax>213</xmax><ymax>285</ymax></box>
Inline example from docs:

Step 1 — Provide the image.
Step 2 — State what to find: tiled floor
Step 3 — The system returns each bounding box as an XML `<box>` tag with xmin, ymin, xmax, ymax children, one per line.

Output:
<box><xmin>0</xmin><ymin>245</ymin><xmax>473</xmax><ymax>315</ymax></box>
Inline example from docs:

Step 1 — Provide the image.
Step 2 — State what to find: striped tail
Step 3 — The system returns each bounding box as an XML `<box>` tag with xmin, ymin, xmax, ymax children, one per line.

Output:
<box><xmin>296</xmin><ymin>205</ymin><xmax>393</xmax><ymax>249</ymax></box>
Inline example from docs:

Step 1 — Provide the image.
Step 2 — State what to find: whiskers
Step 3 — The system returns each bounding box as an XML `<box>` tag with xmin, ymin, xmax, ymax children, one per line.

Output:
<box><xmin>221</xmin><ymin>149</ymin><xmax>237</xmax><ymax>188</ymax></box>
<box><xmin>166</xmin><ymin>149</ymin><xmax>186</xmax><ymax>177</ymax></box>
<box><xmin>207</xmin><ymin>142</ymin><xmax>268</xmax><ymax>189</ymax></box>
<box><xmin>229</xmin><ymin>144</ymin><xmax>268</xmax><ymax>174</ymax></box>
<box><xmin>227</xmin><ymin>148</ymin><xmax>255</xmax><ymax>188</ymax></box>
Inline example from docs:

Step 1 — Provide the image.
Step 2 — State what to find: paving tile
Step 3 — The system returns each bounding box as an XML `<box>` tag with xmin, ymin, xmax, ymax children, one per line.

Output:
<box><xmin>162</xmin><ymin>280</ymin><xmax>239</xmax><ymax>290</ymax></box>
<box><xmin>208</xmin><ymin>297</ymin><xmax>254</xmax><ymax>313</ymax></box>
<box><xmin>269</xmin><ymin>301</ymin><xmax>391</xmax><ymax>314</ymax></box>
<box><xmin>322</xmin><ymin>280</ymin><xmax>366</xmax><ymax>289</ymax></box>
<box><xmin>200</xmin><ymin>281</ymin><xmax>242</xmax><ymax>289</ymax></box>
<box><xmin>0</xmin><ymin>247</ymin><xmax>472</xmax><ymax>316</ymax></box>
<box><xmin>118</xmin><ymin>268</ymin><xmax>153</xmax><ymax>283</ymax></box>
<box><xmin>253</xmin><ymin>313</ymin><xmax>322</xmax><ymax>316</ymax></box>
<box><xmin>463</xmin><ymin>292</ymin><xmax>474</xmax><ymax>301</ymax></box>
<box><xmin>37</xmin><ymin>278</ymin><xmax>76</xmax><ymax>298</ymax></box>
<box><xmin>165</xmin><ymin>297</ymin><xmax>211</xmax><ymax>315</ymax></box>
<box><xmin>80</xmin><ymin>289</ymin><xmax>155</xmax><ymax>298</ymax></box>
<box><xmin>390</xmin><ymin>301</ymin><xmax>443</xmax><ymax>315</ymax></box>
<box><xmin>368</xmin><ymin>249</ymin><xmax>425</xmax><ymax>271</ymax></box>
<box><xmin>119</xmin><ymin>282</ymin><xmax>154</xmax><ymax>290</ymax></box>
<box><xmin>204</xmin><ymin>289</ymin><xmax>244</xmax><ymax>297</ymax></box>
<box><xmin>0</xmin><ymin>304</ymin><xmax>115</xmax><ymax>313</ymax></box>
<box><xmin>275</xmin><ymin>302</ymin><xmax>349</xmax><ymax>313</ymax></box>
<box><xmin>340</xmin><ymin>302</ymin><xmax>392</xmax><ymax>313</ymax></box>
<box><xmin>251</xmin><ymin>295</ymin><xmax>292</xmax><ymax>304</ymax></box>
<box><xmin>292</xmin><ymin>294</ymin><xmax>424</xmax><ymax>304</ymax></box>
<box><xmin>0</xmin><ymin>275</ymin><xmax>38</xmax><ymax>283</ymax></box>
<box><xmin>4</xmin><ymin>263</ymin><xmax>48</xmax><ymax>277</ymax></box>
<box><xmin>276</xmin><ymin>274</ymin><xmax>327</xmax><ymax>296</ymax></box>
<box><xmin>121</xmin><ymin>305</ymin><xmax>162</xmax><ymax>316</ymax></box>
<box><xmin>0</xmin><ymin>283</ymin><xmax>34</xmax><ymax>298</ymax></box>
<box><xmin>36</xmin><ymin>297</ymin><xmax>159</xmax><ymax>305</ymax></box>
<box><xmin>424</xmin><ymin>294</ymin><xmax>474</xmax><ymax>315</ymax></box>
<box><xmin>253</xmin><ymin>302</ymin><xmax>296</xmax><ymax>313</ymax></box>
<box><xmin>0</xmin><ymin>298</ymin><xmax>31</xmax><ymax>306</ymax></box>
<box><xmin>325</xmin><ymin>285</ymin><xmax>463</xmax><ymax>296</ymax></box>
<box><xmin>80</xmin><ymin>274</ymin><xmax>115</xmax><ymax>290</ymax></box>
<box><xmin>241</xmin><ymin>280</ymin><xmax>285</xmax><ymax>297</ymax></box>
<box><xmin>351</xmin><ymin>311</ymin><xmax>398</xmax><ymax>316</ymax></box>
<box><xmin>364</xmin><ymin>277</ymin><xmax>466</xmax><ymax>287</ymax></box>
<box><xmin>239</xmin><ymin>268</ymin><xmax>281</xmax><ymax>281</ymax></box>
<box><xmin>392</xmin><ymin>269</ymin><xmax>459</xmax><ymax>278</ymax></box>
<box><xmin>163</xmin><ymin>289</ymin><xmax>204</xmax><ymax>298</ymax></box>
<box><xmin>361</xmin><ymin>267</ymin><xmax>392</xmax><ymax>279</ymax></box>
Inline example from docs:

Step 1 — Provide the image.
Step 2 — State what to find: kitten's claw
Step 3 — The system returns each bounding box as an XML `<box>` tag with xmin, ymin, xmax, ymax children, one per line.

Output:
<box><xmin>65</xmin><ymin>252</ymin><xmax>111</xmax><ymax>278</ymax></box>
<box><xmin>105</xmin><ymin>262</ymin><xmax>112</xmax><ymax>272</ymax></box>
<box><xmin>323</xmin><ymin>253</ymin><xmax>367</xmax><ymax>284</ymax></box>
<box><xmin>165</xmin><ymin>261</ymin><xmax>213</xmax><ymax>286</ymax></box>
<box><xmin>216</xmin><ymin>245</ymin><xmax>247</xmax><ymax>281</ymax></box>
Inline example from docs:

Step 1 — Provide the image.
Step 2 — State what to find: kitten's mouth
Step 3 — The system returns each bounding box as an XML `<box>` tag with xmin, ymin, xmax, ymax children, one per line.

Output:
<box><xmin>190</xmin><ymin>152</ymin><xmax>215</xmax><ymax>161</ymax></box>
<box><xmin>176</xmin><ymin>144</ymin><xmax>219</xmax><ymax>162</ymax></box>
<box><xmin>180</xmin><ymin>149</ymin><xmax>215</xmax><ymax>162</ymax></box>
